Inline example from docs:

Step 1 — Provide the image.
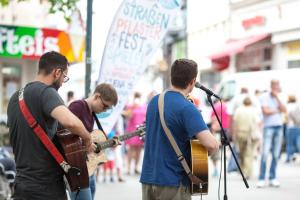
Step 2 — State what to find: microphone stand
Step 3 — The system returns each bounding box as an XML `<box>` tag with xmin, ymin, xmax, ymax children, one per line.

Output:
<box><xmin>206</xmin><ymin>93</ymin><xmax>249</xmax><ymax>200</ymax></box>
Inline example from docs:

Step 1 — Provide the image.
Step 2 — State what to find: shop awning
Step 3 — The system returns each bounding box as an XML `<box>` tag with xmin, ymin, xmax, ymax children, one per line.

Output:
<box><xmin>209</xmin><ymin>33</ymin><xmax>270</xmax><ymax>70</ymax></box>
<box><xmin>209</xmin><ymin>33</ymin><xmax>270</xmax><ymax>60</ymax></box>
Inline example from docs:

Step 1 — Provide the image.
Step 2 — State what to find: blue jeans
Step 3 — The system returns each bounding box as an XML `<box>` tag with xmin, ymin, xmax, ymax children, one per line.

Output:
<box><xmin>227</xmin><ymin>144</ymin><xmax>239</xmax><ymax>172</ymax></box>
<box><xmin>70</xmin><ymin>175</ymin><xmax>96</xmax><ymax>200</ymax></box>
<box><xmin>286</xmin><ymin>127</ymin><xmax>300</xmax><ymax>161</ymax></box>
<box><xmin>258</xmin><ymin>126</ymin><xmax>283</xmax><ymax>181</ymax></box>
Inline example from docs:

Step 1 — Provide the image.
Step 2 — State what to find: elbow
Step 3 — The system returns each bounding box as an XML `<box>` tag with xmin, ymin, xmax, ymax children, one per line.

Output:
<box><xmin>61</xmin><ymin>119</ymin><xmax>78</xmax><ymax>130</ymax></box>
<box><xmin>207</xmin><ymin>140</ymin><xmax>220</xmax><ymax>155</ymax></box>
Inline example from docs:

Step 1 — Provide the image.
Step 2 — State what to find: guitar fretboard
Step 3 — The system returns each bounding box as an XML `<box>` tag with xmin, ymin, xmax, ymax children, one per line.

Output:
<box><xmin>99</xmin><ymin>129</ymin><xmax>144</xmax><ymax>151</ymax></box>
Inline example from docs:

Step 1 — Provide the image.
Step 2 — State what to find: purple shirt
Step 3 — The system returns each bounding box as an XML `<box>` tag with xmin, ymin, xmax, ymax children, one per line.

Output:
<box><xmin>68</xmin><ymin>100</ymin><xmax>94</xmax><ymax>132</ymax></box>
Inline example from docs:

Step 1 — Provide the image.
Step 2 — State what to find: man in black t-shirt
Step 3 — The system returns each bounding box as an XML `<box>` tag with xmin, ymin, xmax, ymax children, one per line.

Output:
<box><xmin>7</xmin><ymin>51</ymin><xmax>95</xmax><ymax>200</ymax></box>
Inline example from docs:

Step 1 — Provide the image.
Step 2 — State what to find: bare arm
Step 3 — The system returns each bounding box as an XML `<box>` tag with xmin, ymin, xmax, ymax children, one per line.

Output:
<box><xmin>262</xmin><ymin>94</ymin><xmax>286</xmax><ymax>116</ymax></box>
<box><xmin>122</xmin><ymin>109</ymin><xmax>133</xmax><ymax>119</ymax></box>
<box><xmin>195</xmin><ymin>129</ymin><xmax>220</xmax><ymax>155</ymax></box>
<box><xmin>261</xmin><ymin>106</ymin><xmax>278</xmax><ymax>116</ymax></box>
<box><xmin>51</xmin><ymin>105</ymin><xmax>93</xmax><ymax>150</ymax></box>
<box><xmin>275</xmin><ymin>95</ymin><xmax>286</xmax><ymax>113</ymax></box>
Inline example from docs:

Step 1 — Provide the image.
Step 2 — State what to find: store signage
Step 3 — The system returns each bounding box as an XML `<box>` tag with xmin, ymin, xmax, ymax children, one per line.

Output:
<box><xmin>242</xmin><ymin>16</ymin><xmax>265</xmax><ymax>29</ymax></box>
<box><xmin>0</xmin><ymin>25</ymin><xmax>81</xmax><ymax>62</ymax></box>
<box><xmin>287</xmin><ymin>41</ymin><xmax>300</xmax><ymax>55</ymax></box>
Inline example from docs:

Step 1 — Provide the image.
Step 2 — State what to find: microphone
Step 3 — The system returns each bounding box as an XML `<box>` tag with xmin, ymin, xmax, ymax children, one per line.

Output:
<box><xmin>195</xmin><ymin>82</ymin><xmax>221</xmax><ymax>99</ymax></box>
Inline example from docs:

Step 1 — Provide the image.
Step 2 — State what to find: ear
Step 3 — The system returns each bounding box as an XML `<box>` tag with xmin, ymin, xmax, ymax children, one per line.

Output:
<box><xmin>189</xmin><ymin>78</ymin><xmax>196</xmax><ymax>86</ymax></box>
<box><xmin>53</xmin><ymin>68</ymin><xmax>61</xmax><ymax>78</ymax></box>
<box><xmin>93</xmin><ymin>93</ymin><xmax>100</xmax><ymax>100</ymax></box>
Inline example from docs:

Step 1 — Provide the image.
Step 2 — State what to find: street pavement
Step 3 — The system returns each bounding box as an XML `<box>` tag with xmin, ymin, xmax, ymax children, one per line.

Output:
<box><xmin>94</xmin><ymin>154</ymin><xmax>300</xmax><ymax>200</ymax></box>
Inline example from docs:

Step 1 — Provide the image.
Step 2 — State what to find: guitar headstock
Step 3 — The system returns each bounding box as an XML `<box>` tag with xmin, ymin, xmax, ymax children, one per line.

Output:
<box><xmin>136</xmin><ymin>123</ymin><xmax>146</xmax><ymax>137</ymax></box>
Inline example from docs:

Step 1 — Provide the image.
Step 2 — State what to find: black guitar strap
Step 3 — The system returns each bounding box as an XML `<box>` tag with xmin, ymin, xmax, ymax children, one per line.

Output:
<box><xmin>92</xmin><ymin>112</ymin><xmax>108</xmax><ymax>140</ymax></box>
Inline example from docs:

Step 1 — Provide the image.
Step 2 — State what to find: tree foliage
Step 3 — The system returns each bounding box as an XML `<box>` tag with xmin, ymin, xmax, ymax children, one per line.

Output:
<box><xmin>0</xmin><ymin>0</ymin><xmax>80</xmax><ymax>22</ymax></box>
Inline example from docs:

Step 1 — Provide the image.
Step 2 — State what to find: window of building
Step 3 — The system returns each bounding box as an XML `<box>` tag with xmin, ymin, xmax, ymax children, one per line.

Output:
<box><xmin>1</xmin><ymin>63</ymin><xmax>22</xmax><ymax>114</ymax></box>
<box><xmin>288</xmin><ymin>60</ymin><xmax>300</xmax><ymax>69</ymax></box>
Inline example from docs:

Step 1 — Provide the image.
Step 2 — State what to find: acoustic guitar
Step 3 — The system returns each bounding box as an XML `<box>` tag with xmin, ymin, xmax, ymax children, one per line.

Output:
<box><xmin>190</xmin><ymin>140</ymin><xmax>209</xmax><ymax>195</ymax></box>
<box><xmin>56</xmin><ymin>125</ymin><xmax>145</xmax><ymax>191</ymax></box>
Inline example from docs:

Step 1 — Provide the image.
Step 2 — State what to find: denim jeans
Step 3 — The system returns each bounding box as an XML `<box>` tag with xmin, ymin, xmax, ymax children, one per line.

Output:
<box><xmin>258</xmin><ymin>126</ymin><xmax>283</xmax><ymax>181</ymax></box>
<box><xmin>70</xmin><ymin>175</ymin><xmax>96</xmax><ymax>200</ymax></box>
<box><xmin>286</xmin><ymin>127</ymin><xmax>300</xmax><ymax>161</ymax></box>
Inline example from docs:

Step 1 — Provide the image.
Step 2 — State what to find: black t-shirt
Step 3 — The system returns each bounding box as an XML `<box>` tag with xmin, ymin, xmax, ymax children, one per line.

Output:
<box><xmin>7</xmin><ymin>81</ymin><xmax>65</xmax><ymax>185</ymax></box>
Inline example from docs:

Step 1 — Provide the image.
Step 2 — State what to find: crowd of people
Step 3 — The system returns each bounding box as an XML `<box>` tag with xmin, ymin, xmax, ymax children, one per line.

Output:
<box><xmin>209</xmin><ymin>79</ymin><xmax>300</xmax><ymax>188</ymax></box>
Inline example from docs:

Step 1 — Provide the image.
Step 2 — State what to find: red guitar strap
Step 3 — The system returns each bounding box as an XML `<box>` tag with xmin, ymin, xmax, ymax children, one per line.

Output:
<box><xmin>18</xmin><ymin>87</ymin><xmax>71</xmax><ymax>174</ymax></box>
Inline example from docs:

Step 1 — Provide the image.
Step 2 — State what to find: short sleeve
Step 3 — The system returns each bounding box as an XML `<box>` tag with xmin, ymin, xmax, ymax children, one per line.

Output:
<box><xmin>182</xmin><ymin>104</ymin><xmax>208</xmax><ymax>138</ymax></box>
<box><xmin>41</xmin><ymin>87</ymin><xmax>65</xmax><ymax>117</ymax></box>
<box><xmin>68</xmin><ymin>101</ymin><xmax>85</xmax><ymax>117</ymax></box>
<box><xmin>260</xmin><ymin>93</ymin><xmax>269</xmax><ymax>107</ymax></box>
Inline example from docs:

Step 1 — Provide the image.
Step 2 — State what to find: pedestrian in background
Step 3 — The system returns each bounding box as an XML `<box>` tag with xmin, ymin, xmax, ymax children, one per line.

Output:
<box><xmin>285</xmin><ymin>95</ymin><xmax>300</xmax><ymax>162</ymax></box>
<box><xmin>123</xmin><ymin>92</ymin><xmax>146</xmax><ymax>175</ymax></box>
<box><xmin>257</xmin><ymin>79</ymin><xmax>286</xmax><ymax>188</ymax></box>
<box><xmin>66</xmin><ymin>91</ymin><xmax>75</xmax><ymax>106</ymax></box>
<box><xmin>210</xmin><ymin>99</ymin><xmax>229</xmax><ymax>177</ymax></box>
<box><xmin>233</xmin><ymin>97</ymin><xmax>261</xmax><ymax>179</ymax></box>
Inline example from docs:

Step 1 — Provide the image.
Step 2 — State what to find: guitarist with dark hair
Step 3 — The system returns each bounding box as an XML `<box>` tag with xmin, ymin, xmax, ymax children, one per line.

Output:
<box><xmin>67</xmin><ymin>83</ymin><xmax>118</xmax><ymax>200</ymax></box>
<box><xmin>140</xmin><ymin>59</ymin><xmax>219</xmax><ymax>200</ymax></box>
<box><xmin>7</xmin><ymin>51</ymin><xmax>95</xmax><ymax>200</ymax></box>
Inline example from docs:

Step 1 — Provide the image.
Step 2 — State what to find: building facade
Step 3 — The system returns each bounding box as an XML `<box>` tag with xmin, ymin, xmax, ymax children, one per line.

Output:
<box><xmin>187</xmin><ymin>0</ymin><xmax>300</xmax><ymax>89</ymax></box>
<box><xmin>0</xmin><ymin>0</ymin><xmax>85</xmax><ymax>115</ymax></box>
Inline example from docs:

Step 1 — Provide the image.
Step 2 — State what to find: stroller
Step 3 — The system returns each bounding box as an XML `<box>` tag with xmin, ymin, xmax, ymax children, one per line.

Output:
<box><xmin>0</xmin><ymin>147</ymin><xmax>15</xmax><ymax>200</ymax></box>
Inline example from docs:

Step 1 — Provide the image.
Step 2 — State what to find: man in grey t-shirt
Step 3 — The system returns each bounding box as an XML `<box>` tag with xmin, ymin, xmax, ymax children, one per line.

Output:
<box><xmin>7</xmin><ymin>51</ymin><xmax>95</xmax><ymax>200</ymax></box>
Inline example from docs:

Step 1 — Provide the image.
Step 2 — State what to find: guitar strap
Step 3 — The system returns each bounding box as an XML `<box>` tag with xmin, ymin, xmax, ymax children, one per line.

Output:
<box><xmin>158</xmin><ymin>90</ymin><xmax>204</xmax><ymax>185</ymax></box>
<box><xmin>18</xmin><ymin>87</ymin><xmax>72</xmax><ymax>174</ymax></box>
<box><xmin>92</xmin><ymin>112</ymin><xmax>108</xmax><ymax>140</ymax></box>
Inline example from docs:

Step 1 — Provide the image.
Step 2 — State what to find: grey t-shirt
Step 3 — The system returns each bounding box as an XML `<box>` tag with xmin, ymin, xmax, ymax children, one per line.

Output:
<box><xmin>7</xmin><ymin>81</ymin><xmax>65</xmax><ymax>185</ymax></box>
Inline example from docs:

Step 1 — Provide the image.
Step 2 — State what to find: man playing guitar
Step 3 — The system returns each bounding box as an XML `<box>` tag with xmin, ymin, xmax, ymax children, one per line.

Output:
<box><xmin>68</xmin><ymin>83</ymin><xmax>118</xmax><ymax>200</ymax></box>
<box><xmin>7</xmin><ymin>51</ymin><xmax>95</xmax><ymax>200</ymax></box>
<box><xmin>140</xmin><ymin>59</ymin><xmax>219</xmax><ymax>200</ymax></box>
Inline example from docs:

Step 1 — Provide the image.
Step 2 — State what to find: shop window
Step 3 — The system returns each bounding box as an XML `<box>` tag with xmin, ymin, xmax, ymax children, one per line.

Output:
<box><xmin>1</xmin><ymin>63</ymin><xmax>21</xmax><ymax>114</ymax></box>
<box><xmin>200</xmin><ymin>71</ymin><xmax>221</xmax><ymax>89</ymax></box>
<box><xmin>218</xmin><ymin>80</ymin><xmax>236</xmax><ymax>101</ymax></box>
<box><xmin>263</xmin><ymin>48</ymin><xmax>272</xmax><ymax>61</ymax></box>
<box><xmin>288</xmin><ymin>60</ymin><xmax>300</xmax><ymax>69</ymax></box>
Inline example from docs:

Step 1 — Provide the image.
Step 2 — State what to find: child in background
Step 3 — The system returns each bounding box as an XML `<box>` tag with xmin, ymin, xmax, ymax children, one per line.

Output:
<box><xmin>102</xmin><ymin>131</ymin><xmax>116</xmax><ymax>183</ymax></box>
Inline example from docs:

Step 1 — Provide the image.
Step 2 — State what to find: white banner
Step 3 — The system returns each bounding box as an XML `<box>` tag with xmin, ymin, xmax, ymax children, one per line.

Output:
<box><xmin>97</xmin><ymin>0</ymin><xmax>182</xmax><ymax>132</ymax></box>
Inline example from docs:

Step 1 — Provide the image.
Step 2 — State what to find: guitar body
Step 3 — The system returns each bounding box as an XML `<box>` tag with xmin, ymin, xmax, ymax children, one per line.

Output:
<box><xmin>56</xmin><ymin>125</ymin><xmax>145</xmax><ymax>191</ymax></box>
<box><xmin>56</xmin><ymin>129</ymin><xmax>107</xmax><ymax>191</ymax></box>
<box><xmin>87</xmin><ymin>130</ymin><xmax>108</xmax><ymax>176</ymax></box>
<box><xmin>190</xmin><ymin>140</ymin><xmax>209</xmax><ymax>195</ymax></box>
<box><xmin>56</xmin><ymin>129</ymin><xmax>89</xmax><ymax>191</ymax></box>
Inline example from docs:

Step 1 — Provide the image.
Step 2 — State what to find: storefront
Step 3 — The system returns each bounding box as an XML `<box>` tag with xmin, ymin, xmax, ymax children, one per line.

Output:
<box><xmin>0</xmin><ymin>24</ymin><xmax>84</xmax><ymax>114</ymax></box>
<box><xmin>285</xmin><ymin>40</ymin><xmax>300</xmax><ymax>68</ymax></box>
<box><xmin>228</xmin><ymin>0</ymin><xmax>300</xmax><ymax>71</ymax></box>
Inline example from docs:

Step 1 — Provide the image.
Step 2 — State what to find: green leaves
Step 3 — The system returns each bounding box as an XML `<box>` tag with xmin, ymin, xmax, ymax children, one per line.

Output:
<box><xmin>48</xmin><ymin>0</ymin><xmax>80</xmax><ymax>22</ymax></box>
<box><xmin>0</xmin><ymin>0</ymin><xmax>80</xmax><ymax>22</ymax></box>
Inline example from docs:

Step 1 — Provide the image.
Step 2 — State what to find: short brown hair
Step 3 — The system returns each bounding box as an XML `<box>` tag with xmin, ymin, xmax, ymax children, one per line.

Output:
<box><xmin>38</xmin><ymin>51</ymin><xmax>69</xmax><ymax>75</ymax></box>
<box><xmin>288</xmin><ymin>95</ymin><xmax>296</xmax><ymax>103</ymax></box>
<box><xmin>243</xmin><ymin>97</ymin><xmax>252</xmax><ymax>106</ymax></box>
<box><xmin>171</xmin><ymin>59</ymin><xmax>198</xmax><ymax>89</ymax></box>
<box><xmin>94</xmin><ymin>83</ymin><xmax>118</xmax><ymax>106</ymax></box>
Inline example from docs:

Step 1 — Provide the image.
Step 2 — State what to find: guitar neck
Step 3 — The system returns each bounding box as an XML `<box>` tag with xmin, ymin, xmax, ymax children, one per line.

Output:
<box><xmin>118</xmin><ymin>130</ymin><xmax>141</xmax><ymax>142</ymax></box>
<box><xmin>99</xmin><ymin>130</ymin><xmax>142</xmax><ymax>151</ymax></box>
